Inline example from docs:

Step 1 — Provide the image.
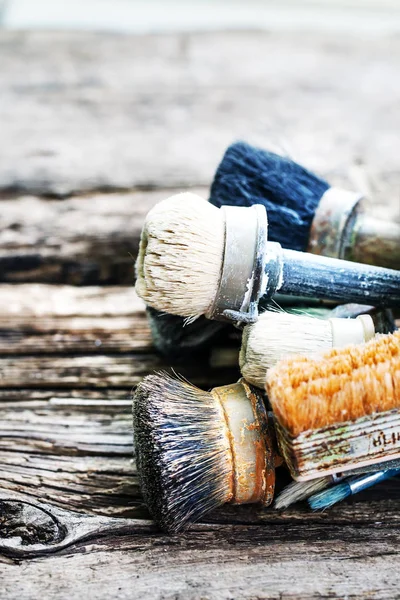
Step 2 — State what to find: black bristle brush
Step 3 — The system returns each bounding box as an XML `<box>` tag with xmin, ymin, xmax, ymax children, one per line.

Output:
<box><xmin>210</xmin><ymin>141</ymin><xmax>400</xmax><ymax>269</ymax></box>
<box><xmin>146</xmin><ymin>306</ymin><xmax>227</xmax><ymax>361</ymax></box>
<box><xmin>133</xmin><ymin>373</ymin><xmax>279</xmax><ymax>533</ymax></box>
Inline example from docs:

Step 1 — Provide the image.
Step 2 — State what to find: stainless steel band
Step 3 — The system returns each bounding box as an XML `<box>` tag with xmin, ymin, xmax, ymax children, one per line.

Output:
<box><xmin>307</xmin><ymin>187</ymin><xmax>363</xmax><ymax>259</ymax></box>
<box><xmin>206</xmin><ymin>204</ymin><xmax>268</xmax><ymax>324</ymax></box>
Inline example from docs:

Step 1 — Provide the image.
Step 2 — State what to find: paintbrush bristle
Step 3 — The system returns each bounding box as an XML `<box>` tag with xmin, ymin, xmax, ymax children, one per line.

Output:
<box><xmin>146</xmin><ymin>306</ymin><xmax>226</xmax><ymax>360</ymax></box>
<box><xmin>209</xmin><ymin>141</ymin><xmax>330</xmax><ymax>252</ymax></box>
<box><xmin>274</xmin><ymin>476</ymin><xmax>332</xmax><ymax>509</ymax></box>
<box><xmin>133</xmin><ymin>373</ymin><xmax>231</xmax><ymax>533</ymax></box>
<box><xmin>135</xmin><ymin>192</ymin><xmax>224</xmax><ymax>318</ymax></box>
<box><xmin>266</xmin><ymin>330</ymin><xmax>400</xmax><ymax>437</ymax></box>
<box><xmin>308</xmin><ymin>481</ymin><xmax>351</xmax><ymax>510</ymax></box>
<box><xmin>240</xmin><ymin>311</ymin><xmax>333</xmax><ymax>388</ymax></box>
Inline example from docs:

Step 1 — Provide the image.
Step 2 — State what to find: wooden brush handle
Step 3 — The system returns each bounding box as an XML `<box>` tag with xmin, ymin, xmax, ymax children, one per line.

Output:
<box><xmin>261</xmin><ymin>244</ymin><xmax>400</xmax><ymax>308</ymax></box>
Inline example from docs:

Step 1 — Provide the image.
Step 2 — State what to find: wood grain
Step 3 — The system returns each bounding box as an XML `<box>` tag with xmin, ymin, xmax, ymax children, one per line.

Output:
<box><xmin>1</xmin><ymin>27</ymin><xmax>400</xmax><ymax>600</ymax></box>
<box><xmin>0</xmin><ymin>186</ymin><xmax>397</xmax><ymax>286</ymax></box>
<box><xmin>0</xmin><ymin>285</ymin><xmax>238</xmax><ymax>517</ymax></box>
<box><xmin>0</xmin><ymin>189</ymin><xmax>208</xmax><ymax>284</ymax></box>
<box><xmin>1</xmin><ymin>490</ymin><xmax>400</xmax><ymax>599</ymax></box>
<box><xmin>1</xmin><ymin>32</ymin><xmax>400</xmax><ymax>285</ymax></box>
<box><xmin>0</xmin><ymin>283</ymin><xmax>399</xmax><ymax>600</ymax></box>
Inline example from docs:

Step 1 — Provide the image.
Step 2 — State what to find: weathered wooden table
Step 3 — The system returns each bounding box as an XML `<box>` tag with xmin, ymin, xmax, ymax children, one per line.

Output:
<box><xmin>0</xmin><ymin>29</ymin><xmax>400</xmax><ymax>599</ymax></box>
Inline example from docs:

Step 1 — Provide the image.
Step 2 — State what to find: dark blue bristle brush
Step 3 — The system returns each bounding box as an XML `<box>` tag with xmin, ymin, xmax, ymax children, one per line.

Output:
<box><xmin>210</xmin><ymin>141</ymin><xmax>400</xmax><ymax>270</ymax></box>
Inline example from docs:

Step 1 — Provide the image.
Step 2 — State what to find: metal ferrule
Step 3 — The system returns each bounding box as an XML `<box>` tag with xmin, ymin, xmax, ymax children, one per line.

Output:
<box><xmin>211</xmin><ymin>379</ymin><xmax>276</xmax><ymax>507</ymax></box>
<box><xmin>347</xmin><ymin>212</ymin><xmax>400</xmax><ymax>270</ymax></box>
<box><xmin>348</xmin><ymin>471</ymin><xmax>388</xmax><ymax>495</ymax></box>
<box><xmin>307</xmin><ymin>187</ymin><xmax>362</xmax><ymax>259</ymax></box>
<box><xmin>206</xmin><ymin>204</ymin><xmax>268</xmax><ymax>325</ymax></box>
<box><xmin>308</xmin><ymin>187</ymin><xmax>400</xmax><ymax>269</ymax></box>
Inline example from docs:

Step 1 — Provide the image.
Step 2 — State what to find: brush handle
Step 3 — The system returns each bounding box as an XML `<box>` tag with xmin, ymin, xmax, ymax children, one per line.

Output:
<box><xmin>261</xmin><ymin>243</ymin><xmax>400</xmax><ymax>308</ymax></box>
<box><xmin>348</xmin><ymin>469</ymin><xmax>400</xmax><ymax>496</ymax></box>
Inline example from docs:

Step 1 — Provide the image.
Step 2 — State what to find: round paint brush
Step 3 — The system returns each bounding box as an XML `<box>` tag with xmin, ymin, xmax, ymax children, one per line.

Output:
<box><xmin>308</xmin><ymin>469</ymin><xmax>400</xmax><ymax>510</ymax></box>
<box><xmin>240</xmin><ymin>311</ymin><xmax>376</xmax><ymax>389</ymax></box>
<box><xmin>133</xmin><ymin>374</ymin><xmax>278</xmax><ymax>533</ymax></box>
<box><xmin>210</xmin><ymin>141</ymin><xmax>400</xmax><ymax>270</ymax></box>
<box><xmin>144</xmin><ymin>188</ymin><xmax>238</xmax><ymax>360</ymax></box>
<box><xmin>135</xmin><ymin>193</ymin><xmax>400</xmax><ymax>323</ymax></box>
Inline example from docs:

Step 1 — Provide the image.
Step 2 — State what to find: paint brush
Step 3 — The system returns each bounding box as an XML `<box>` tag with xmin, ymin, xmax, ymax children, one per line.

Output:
<box><xmin>133</xmin><ymin>374</ymin><xmax>279</xmax><ymax>532</ymax></box>
<box><xmin>210</xmin><ymin>304</ymin><xmax>394</xmax><ymax>373</ymax></box>
<box><xmin>135</xmin><ymin>193</ymin><xmax>400</xmax><ymax>323</ymax></box>
<box><xmin>308</xmin><ymin>470</ymin><xmax>400</xmax><ymax>510</ymax></box>
<box><xmin>266</xmin><ymin>330</ymin><xmax>400</xmax><ymax>481</ymax></box>
<box><xmin>134</xmin><ymin>362</ymin><xmax>400</xmax><ymax>527</ymax></box>
<box><xmin>240</xmin><ymin>304</ymin><xmax>395</xmax><ymax>389</ymax></box>
<box><xmin>144</xmin><ymin>188</ymin><xmax>240</xmax><ymax>360</ymax></box>
<box><xmin>240</xmin><ymin>311</ymin><xmax>376</xmax><ymax>388</ymax></box>
<box><xmin>210</xmin><ymin>141</ymin><xmax>400</xmax><ymax>270</ymax></box>
<box><xmin>275</xmin><ymin>475</ymin><xmax>341</xmax><ymax>509</ymax></box>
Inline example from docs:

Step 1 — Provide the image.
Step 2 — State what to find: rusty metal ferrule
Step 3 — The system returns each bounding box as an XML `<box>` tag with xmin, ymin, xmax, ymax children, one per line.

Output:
<box><xmin>347</xmin><ymin>211</ymin><xmax>400</xmax><ymax>270</ymax></box>
<box><xmin>308</xmin><ymin>187</ymin><xmax>400</xmax><ymax>269</ymax></box>
<box><xmin>307</xmin><ymin>187</ymin><xmax>362</xmax><ymax>259</ymax></box>
<box><xmin>211</xmin><ymin>379</ymin><xmax>275</xmax><ymax>507</ymax></box>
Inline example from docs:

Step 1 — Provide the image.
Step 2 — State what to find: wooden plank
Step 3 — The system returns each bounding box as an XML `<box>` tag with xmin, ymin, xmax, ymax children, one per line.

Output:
<box><xmin>1</xmin><ymin>31</ymin><xmax>400</xmax><ymax>198</ymax></box>
<box><xmin>0</xmin><ymin>189</ymin><xmax>199</xmax><ymax>284</ymax></box>
<box><xmin>0</xmin><ymin>392</ymin><xmax>140</xmax><ymax>516</ymax></box>
<box><xmin>1</xmin><ymin>491</ymin><xmax>400</xmax><ymax>599</ymax></box>
<box><xmin>0</xmin><ymin>285</ymin><xmax>153</xmax><ymax>351</ymax></box>
<box><xmin>0</xmin><ymin>283</ymin><xmax>238</xmax><ymax>515</ymax></box>
<box><xmin>0</xmin><ymin>187</ymin><xmax>398</xmax><ymax>285</ymax></box>
<box><xmin>0</xmin><ymin>283</ymin><xmax>237</xmax><ymax>516</ymax></box>
<box><xmin>0</xmin><ymin>350</ymin><xmax>237</xmax><ymax>388</ymax></box>
<box><xmin>0</xmin><ymin>386</ymin><xmax>398</xmax><ymax>517</ymax></box>
<box><xmin>1</xmin><ymin>28</ymin><xmax>400</xmax><ymax>285</ymax></box>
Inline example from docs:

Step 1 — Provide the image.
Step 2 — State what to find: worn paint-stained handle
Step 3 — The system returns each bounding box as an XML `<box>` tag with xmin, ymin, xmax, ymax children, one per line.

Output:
<box><xmin>261</xmin><ymin>243</ymin><xmax>400</xmax><ymax>308</ymax></box>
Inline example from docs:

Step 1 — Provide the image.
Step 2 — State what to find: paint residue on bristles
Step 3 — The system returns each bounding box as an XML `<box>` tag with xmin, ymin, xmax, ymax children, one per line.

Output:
<box><xmin>266</xmin><ymin>330</ymin><xmax>400</xmax><ymax>437</ymax></box>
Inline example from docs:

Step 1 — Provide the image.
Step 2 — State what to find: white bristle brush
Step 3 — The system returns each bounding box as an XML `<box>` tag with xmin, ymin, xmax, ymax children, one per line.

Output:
<box><xmin>136</xmin><ymin>192</ymin><xmax>225</xmax><ymax>319</ymax></box>
<box><xmin>135</xmin><ymin>193</ymin><xmax>400</xmax><ymax>323</ymax></box>
<box><xmin>239</xmin><ymin>310</ymin><xmax>375</xmax><ymax>388</ymax></box>
<box><xmin>274</xmin><ymin>476</ymin><xmax>339</xmax><ymax>510</ymax></box>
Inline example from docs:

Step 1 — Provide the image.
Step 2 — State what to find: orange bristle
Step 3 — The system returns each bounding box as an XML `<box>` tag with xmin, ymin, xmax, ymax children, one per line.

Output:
<box><xmin>266</xmin><ymin>330</ymin><xmax>400</xmax><ymax>437</ymax></box>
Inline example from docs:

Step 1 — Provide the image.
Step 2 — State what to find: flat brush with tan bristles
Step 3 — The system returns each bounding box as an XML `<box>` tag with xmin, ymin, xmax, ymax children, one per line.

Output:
<box><xmin>240</xmin><ymin>310</ymin><xmax>376</xmax><ymax>389</ymax></box>
<box><xmin>135</xmin><ymin>192</ymin><xmax>400</xmax><ymax>324</ymax></box>
<box><xmin>133</xmin><ymin>374</ymin><xmax>279</xmax><ymax>533</ymax></box>
<box><xmin>266</xmin><ymin>330</ymin><xmax>400</xmax><ymax>481</ymax></box>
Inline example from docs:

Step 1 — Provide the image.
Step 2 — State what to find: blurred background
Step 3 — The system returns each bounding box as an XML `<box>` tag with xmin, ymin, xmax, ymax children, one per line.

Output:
<box><xmin>2</xmin><ymin>0</ymin><xmax>400</xmax><ymax>34</ymax></box>
<box><xmin>0</xmin><ymin>0</ymin><xmax>399</xmax><ymax>284</ymax></box>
